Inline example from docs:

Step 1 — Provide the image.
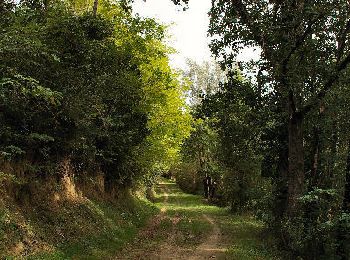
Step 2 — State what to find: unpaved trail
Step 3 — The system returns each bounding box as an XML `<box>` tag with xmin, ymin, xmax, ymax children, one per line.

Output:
<box><xmin>115</xmin><ymin>180</ymin><xmax>280</xmax><ymax>260</ymax></box>
<box><xmin>143</xmin><ymin>215</ymin><xmax>226</xmax><ymax>260</ymax></box>
<box><xmin>152</xmin><ymin>213</ymin><xmax>225</xmax><ymax>260</ymax></box>
<box><xmin>159</xmin><ymin>183</ymin><xmax>169</xmax><ymax>213</ymax></box>
<box><xmin>188</xmin><ymin>214</ymin><xmax>226</xmax><ymax>260</ymax></box>
<box><xmin>115</xmin><ymin>180</ymin><xmax>227</xmax><ymax>260</ymax></box>
<box><xmin>114</xmin><ymin>182</ymin><xmax>173</xmax><ymax>260</ymax></box>
<box><xmin>147</xmin><ymin>182</ymin><xmax>190</xmax><ymax>260</ymax></box>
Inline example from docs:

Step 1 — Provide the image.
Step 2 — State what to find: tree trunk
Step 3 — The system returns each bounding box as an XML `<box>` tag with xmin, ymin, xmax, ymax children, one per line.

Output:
<box><xmin>328</xmin><ymin>120</ymin><xmax>338</xmax><ymax>185</ymax></box>
<box><xmin>336</xmin><ymin>139</ymin><xmax>350</xmax><ymax>260</ymax></box>
<box><xmin>287</xmin><ymin>110</ymin><xmax>305</xmax><ymax>216</ymax></box>
<box><xmin>310</xmin><ymin>126</ymin><xmax>320</xmax><ymax>187</ymax></box>
<box><xmin>93</xmin><ymin>0</ymin><xmax>98</xmax><ymax>16</ymax></box>
<box><xmin>273</xmin><ymin>147</ymin><xmax>289</xmax><ymax>218</ymax></box>
<box><xmin>343</xmin><ymin>139</ymin><xmax>350</xmax><ymax>211</ymax></box>
<box><xmin>43</xmin><ymin>0</ymin><xmax>49</xmax><ymax>12</ymax></box>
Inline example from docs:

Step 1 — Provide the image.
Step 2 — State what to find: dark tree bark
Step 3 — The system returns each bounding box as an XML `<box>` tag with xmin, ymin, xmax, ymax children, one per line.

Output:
<box><xmin>93</xmin><ymin>0</ymin><xmax>98</xmax><ymax>16</ymax></box>
<box><xmin>343</xmin><ymin>139</ymin><xmax>350</xmax><ymax>211</ymax></box>
<box><xmin>287</xmin><ymin>107</ymin><xmax>305</xmax><ymax>216</ymax></box>
<box><xmin>43</xmin><ymin>0</ymin><xmax>49</xmax><ymax>8</ymax></box>
<box><xmin>310</xmin><ymin>126</ymin><xmax>320</xmax><ymax>187</ymax></box>
<box><xmin>274</xmin><ymin>146</ymin><xmax>289</xmax><ymax>218</ymax></box>
<box><xmin>328</xmin><ymin>120</ymin><xmax>338</xmax><ymax>184</ymax></box>
<box><xmin>310</xmin><ymin>104</ymin><xmax>326</xmax><ymax>188</ymax></box>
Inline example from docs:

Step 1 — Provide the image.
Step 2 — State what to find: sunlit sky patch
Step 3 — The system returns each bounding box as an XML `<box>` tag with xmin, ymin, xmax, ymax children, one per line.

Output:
<box><xmin>132</xmin><ymin>0</ymin><xmax>213</xmax><ymax>69</ymax></box>
<box><xmin>133</xmin><ymin>0</ymin><xmax>260</xmax><ymax>71</ymax></box>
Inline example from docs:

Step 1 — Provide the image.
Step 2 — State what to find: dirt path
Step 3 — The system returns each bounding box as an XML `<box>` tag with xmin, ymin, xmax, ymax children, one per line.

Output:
<box><xmin>159</xmin><ymin>182</ymin><xmax>169</xmax><ymax>213</ymax></box>
<box><xmin>188</xmin><ymin>214</ymin><xmax>226</xmax><ymax>260</ymax></box>
<box><xmin>154</xmin><ymin>213</ymin><xmax>226</xmax><ymax>260</ymax></box>
<box><xmin>147</xmin><ymin>212</ymin><xmax>225</xmax><ymax>260</ymax></box>
<box><xmin>115</xmin><ymin>180</ymin><xmax>228</xmax><ymax>260</ymax></box>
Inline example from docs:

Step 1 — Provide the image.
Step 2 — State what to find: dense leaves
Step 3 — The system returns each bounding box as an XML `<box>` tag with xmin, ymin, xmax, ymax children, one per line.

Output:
<box><xmin>0</xmin><ymin>1</ymin><xmax>191</xmax><ymax>187</ymax></box>
<box><xmin>206</xmin><ymin>0</ymin><xmax>350</xmax><ymax>258</ymax></box>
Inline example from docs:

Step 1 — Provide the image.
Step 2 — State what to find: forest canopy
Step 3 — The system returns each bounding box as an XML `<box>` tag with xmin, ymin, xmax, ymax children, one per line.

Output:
<box><xmin>0</xmin><ymin>0</ymin><xmax>192</xmax><ymax>188</ymax></box>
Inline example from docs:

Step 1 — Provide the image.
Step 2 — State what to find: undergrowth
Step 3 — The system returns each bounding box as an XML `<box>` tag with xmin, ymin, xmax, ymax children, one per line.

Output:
<box><xmin>0</xmin><ymin>194</ymin><xmax>158</xmax><ymax>259</ymax></box>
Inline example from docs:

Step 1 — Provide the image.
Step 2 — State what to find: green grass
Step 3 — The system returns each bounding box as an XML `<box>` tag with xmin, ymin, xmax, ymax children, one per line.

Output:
<box><xmin>2</xmin><ymin>179</ymin><xmax>281</xmax><ymax>259</ymax></box>
<box><xmin>1</xmin><ymin>195</ymin><xmax>158</xmax><ymax>260</ymax></box>
<box><xmin>218</xmin><ymin>215</ymin><xmax>280</xmax><ymax>260</ymax></box>
<box><xmin>30</xmin><ymin>198</ymin><xmax>158</xmax><ymax>260</ymax></box>
<box><xmin>153</xmin><ymin>179</ymin><xmax>281</xmax><ymax>259</ymax></box>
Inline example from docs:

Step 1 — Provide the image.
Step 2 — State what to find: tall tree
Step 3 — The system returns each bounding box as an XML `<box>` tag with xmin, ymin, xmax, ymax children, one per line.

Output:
<box><xmin>209</xmin><ymin>0</ymin><xmax>350</xmax><ymax>215</ymax></box>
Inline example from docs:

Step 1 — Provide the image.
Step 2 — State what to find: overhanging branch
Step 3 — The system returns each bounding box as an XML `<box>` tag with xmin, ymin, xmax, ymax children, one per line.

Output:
<box><xmin>301</xmin><ymin>52</ymin><xmax>350</xmax><ymax>115</ymax></box>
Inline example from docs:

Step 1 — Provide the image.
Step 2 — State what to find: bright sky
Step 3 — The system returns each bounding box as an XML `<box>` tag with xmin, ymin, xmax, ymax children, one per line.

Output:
<box><xmin>132</xmin><ymin>0</ymin><xmax>212</xmax><ymax>69</ymax></box>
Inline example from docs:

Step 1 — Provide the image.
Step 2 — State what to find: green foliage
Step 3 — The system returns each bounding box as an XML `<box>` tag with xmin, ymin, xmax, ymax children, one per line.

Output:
<box><xmin>0</xmin><ymin>3</ymin><xmax>192</xmax><ymax>256</ymax></box>
<box><xmin>334</xmin><ymin>213</ymin><xmax>350</xmax><ymax>259</ymax></box>
<box><xmin>136</xmin><ymin>55</ymin><xmax>192</xmax><ymax>183</ymax></box>
<box><xmin>275</xmin><ymin>189</ymin><xmax>350</xmax><ymax>259</ymax></box>
<box><xmin>208</xmin><ymin>0</ymin><xmax>350</xmax><ymax>258</ymax></box>
<box><xmin>174</xmin><ymin>117</ymin><xmax>221</xmax><ymax>194</ymax></box>
<box><xmin>174</xmin><ymin>162</ymin><xmax>202</xmax><ymax>194</ymax></box>
<box><xmin>175</xmin><ymin>63</ymin><xmax>268</xmax><ymax>211</ymax></box>
<box><xmin>200</xmin><ymin>72</ymin><xmax>265</xmax><ymax>211</ymax></box>
<box><xmin>0</xmin><ymin>75</ymin><xmax>63</xmax><ymax>162</ymax></box>
<box><xmin>0</xmin><ymin>0</ymin><xmax>190</xmax><ymax>186</ymax></box>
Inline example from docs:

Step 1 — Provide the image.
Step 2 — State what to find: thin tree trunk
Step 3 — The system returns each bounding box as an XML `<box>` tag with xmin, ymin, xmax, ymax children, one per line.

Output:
<box><xmin>287</xmin><ymin>110</ymin><xmax>305</xmax><ymax>216</ymax></box>
<box><xmin>343</xmin><ymin>139</ymin><xmax>350</xmax><ymax>211</ymax></box>
<box><xmin>310</xmin><ymin>126</ymin><xmax>320</xmax><ymax>187</ymax></box>
<box><xmin>328</xmin><ymin>120</ymin><xmax>338</xmax><ymax>185</ymax></box>
<box><xmin>310</xmin><ymin>103</ymin><xmax>325</xmax><ymax>188</ymax></box>
<box><xmin>93</xmin><ymin>0</ymin><xmax>98</xmax><ymax>16</ymax></box>
<box><xmin>43</xmin><ymin>0</ymin><xmax>49</xmax><ymax>12</ymax></box>
<box><xmin>274</xmin><ymin>147</ymin><xmax>289</xmax><ymax>218</ymax></box>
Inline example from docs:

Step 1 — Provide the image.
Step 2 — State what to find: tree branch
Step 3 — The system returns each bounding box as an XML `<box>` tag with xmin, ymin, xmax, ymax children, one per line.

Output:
<box><xmin>337</xmin><ymin>19</ymin><xmax>350</xmax><ymax>63</ymax></box>
<box><xmin>231</xmin><ymin>0</ymin><xmax>266</xmax><ymax>48</ymax></box>
<box><xmin>302</xmin><ymin>51</ymin><xmax>350</xmax><ymax>115</ymax></box>
<box><xmin>282</xmin><ymin>18</ymin><xmax>317</xmax><ymax>69</ymax></box>
<box><xmin>93</xmin><ymin>0</ymin><xmax>98</xmax><ymax>16</ymax></box>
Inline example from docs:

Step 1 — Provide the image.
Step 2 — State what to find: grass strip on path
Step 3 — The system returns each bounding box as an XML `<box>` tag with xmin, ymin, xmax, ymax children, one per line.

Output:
<box><xmin>120</xmin><ymin>178</ymin><xmax>281</xmax><ymax>260</ymax></box>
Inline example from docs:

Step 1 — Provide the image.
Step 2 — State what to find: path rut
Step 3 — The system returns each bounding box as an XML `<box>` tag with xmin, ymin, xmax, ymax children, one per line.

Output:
<box><xmin>115</xmin><ymin>181</ymin><xmax>227</xmax><ymax>260</ymax></box>
<box><xmin>188</xmin><ymin>214</ymin><xmax>226</xmax><ymax>259</ymax></box>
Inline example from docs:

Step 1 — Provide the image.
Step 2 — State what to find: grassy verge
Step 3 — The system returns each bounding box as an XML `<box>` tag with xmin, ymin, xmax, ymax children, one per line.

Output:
<box><xmin>218</xmin><ymin>214</ymin><xmax>281</xmax><ymax>259</ymax></box>
<box><xmin>1</xmin><ymin>195</ymin><xmax>158</xmax><ymax>259</ymax></box>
